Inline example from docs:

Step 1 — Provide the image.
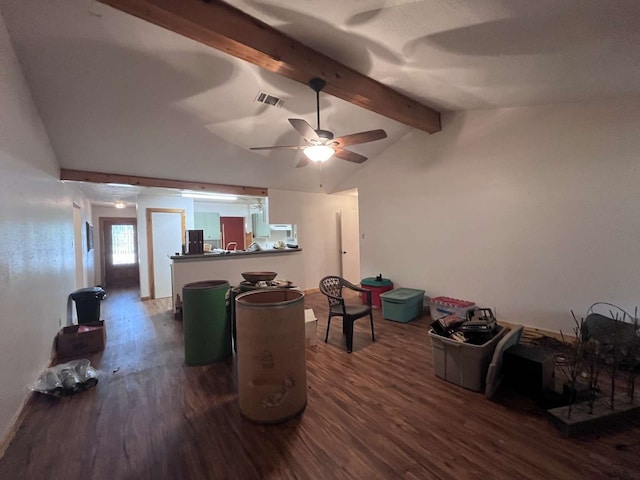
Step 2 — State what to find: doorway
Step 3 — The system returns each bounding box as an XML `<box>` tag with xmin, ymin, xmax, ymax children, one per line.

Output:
<box><xmin>101</xmin><ymin>218</ymin><xmax>139</xmax><ymax>288</ymax></box>
<box><xmin>220</xmin><ymin>216</ymin><xmax>246</xmax><ymax>250</ymax></box>
<box><xmin>340</xmin><ymin>208</ymin><xmax>361</xmax><ymax>282</ymax></box>
<box><xmin>146</xmin><ymin>209</ymin><xmax>185</xmax><ymax>299</ymax></box>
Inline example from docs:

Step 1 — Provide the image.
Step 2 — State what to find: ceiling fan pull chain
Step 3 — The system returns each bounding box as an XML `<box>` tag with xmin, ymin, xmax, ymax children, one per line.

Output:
<box><xmin>316</xmin><ymin>88</ymin><xmax>321</xmax><ymax>131</ymax></box>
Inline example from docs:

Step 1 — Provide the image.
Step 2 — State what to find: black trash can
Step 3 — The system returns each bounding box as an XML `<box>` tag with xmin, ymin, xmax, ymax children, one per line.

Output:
<box><xmin>70</xmin><ymin>287</ymin><xmax>107</xmax><ymax>324</ymax></box>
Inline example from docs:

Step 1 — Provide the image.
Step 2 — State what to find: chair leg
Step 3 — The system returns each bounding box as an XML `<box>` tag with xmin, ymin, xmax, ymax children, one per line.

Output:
<box><xmin>345</xmin><ymin>320</ymin><xmax>354</xmax><ymax>353</ymax></box>
<box><xmin>369</xmin><ymin>311</ymin><xmax>375</xmax><ymax>342</ymax></box>
<box><xmin>325</xmin><ymin>315</ymin><xmax>332</xmax><ymax>342</ymax></box>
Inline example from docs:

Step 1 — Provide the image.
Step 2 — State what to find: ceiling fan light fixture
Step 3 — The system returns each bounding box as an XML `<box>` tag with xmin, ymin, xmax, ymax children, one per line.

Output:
<box><xmin>304</xmin><ymin>145</ymin><xmax>334</xmax><ymax>162</ymax></box>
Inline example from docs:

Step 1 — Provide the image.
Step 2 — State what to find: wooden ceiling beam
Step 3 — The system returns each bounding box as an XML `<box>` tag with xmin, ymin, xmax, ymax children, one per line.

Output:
<box><xmin>60</xmin><ymin>169</ymin><xmax>268</xmax><ymax>196</ymax></box>
<box><xmin>97</xmin><ymin>0</ymin><xmax>441</xmax><ymax>133</ymax></box>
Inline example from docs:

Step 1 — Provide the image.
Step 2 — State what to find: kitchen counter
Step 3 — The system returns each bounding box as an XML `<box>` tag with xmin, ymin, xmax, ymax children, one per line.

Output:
<box><xmin>170</xmin><ymin>247</ymin><xmax>303</xmax><ymax>313</ymax></box>
<box><xmin>171</xmin><ymin>248</ymin><xmax>302</xmax><ymax>261</ymax></box>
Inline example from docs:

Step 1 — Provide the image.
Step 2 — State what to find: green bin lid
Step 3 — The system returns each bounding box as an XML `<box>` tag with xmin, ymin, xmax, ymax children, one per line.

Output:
<box><xmin>361</xmin><ymin>277</ymin><xmax>393</xmax><ymax>287</ymax></box>
<box><xmin>380</xmin><ymin>288</ymin><xmax>425</xmax><ymax>301</ymax></box>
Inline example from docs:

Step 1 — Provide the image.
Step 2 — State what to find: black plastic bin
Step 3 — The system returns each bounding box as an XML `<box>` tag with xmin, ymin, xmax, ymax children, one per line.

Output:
<box><xmin>70</xmin><ymin>287</ymin><xmax>107</xmax><ymax>324</ymax></box>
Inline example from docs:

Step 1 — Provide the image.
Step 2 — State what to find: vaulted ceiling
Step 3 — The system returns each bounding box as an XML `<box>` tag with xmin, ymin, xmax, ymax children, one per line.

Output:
<box><xmin>1</xmin><ymin>0</ymin><xmax>639</xmax><ymax>202</ymax></box>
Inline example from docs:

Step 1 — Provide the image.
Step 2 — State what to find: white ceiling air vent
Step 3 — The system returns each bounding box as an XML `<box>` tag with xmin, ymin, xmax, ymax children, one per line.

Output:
<box><xmin>255</xmin><ymin>91</ymin><xmax>285</xmax><ymax>108</ymax></box>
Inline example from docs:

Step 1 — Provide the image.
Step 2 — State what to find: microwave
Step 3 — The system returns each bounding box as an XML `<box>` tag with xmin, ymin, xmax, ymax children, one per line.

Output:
<box><xmin>269</xmin><ymin>224</ymin><xmax>293</xmax><ymax>231</ymax></box>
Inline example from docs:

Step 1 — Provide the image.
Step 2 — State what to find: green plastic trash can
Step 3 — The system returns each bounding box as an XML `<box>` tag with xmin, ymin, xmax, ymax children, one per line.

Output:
<box><xmin>182</xmin><ymin>280</ymin><xmax>231</xmax><ymax>365</ymax></box>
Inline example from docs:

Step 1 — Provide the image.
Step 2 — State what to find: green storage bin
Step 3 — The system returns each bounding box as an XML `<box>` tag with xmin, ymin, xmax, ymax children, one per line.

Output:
<box><xmin>182</xmin><ymin>280</ymin><xmax>231</xmax><ymax>365</ymax></box>
<box><xmin>380</xmin><ymin>288</ymin><xmax>425</xmax><ymax>323</ymax></box>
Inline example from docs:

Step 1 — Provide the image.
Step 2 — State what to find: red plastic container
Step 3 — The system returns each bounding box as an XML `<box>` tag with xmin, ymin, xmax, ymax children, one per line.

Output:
<box><xmin>360</xmin><ymin>277</ymin><xmax>394</xmax><ymax>307</ymax></box>
<box><xmin>429</xmin><ymin>296</ymin><xmax>476</xmax><ymax>319</ymax></box>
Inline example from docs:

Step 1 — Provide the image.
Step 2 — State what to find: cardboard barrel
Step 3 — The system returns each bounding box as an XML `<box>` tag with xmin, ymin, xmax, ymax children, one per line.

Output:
<box><xmin>235</xmin><ymin>289</ymin><xmax>306</xmax><ymax>423</ymax></box>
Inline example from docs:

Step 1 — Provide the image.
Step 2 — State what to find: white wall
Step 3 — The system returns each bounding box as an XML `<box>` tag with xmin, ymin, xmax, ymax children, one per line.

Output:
<box><xmin>0</xmin><ymin>11</ymin><xmax>89</xmax><ymax>443</ymax></box>
<box><xmin>137</xmin><ymin>195</ymin><xmax>194</xmax><ymax>298</ymax></box>
<box><xmin>71</xmin><ymin>200</ymin><xmax>95</xmax><ymax>291</ymax></box>
<box><xmin>269</xmin><ymin>189</ymin><xmax>358</xmax><ymax>288</ymax></box>
<box><xmin>91</xmin><ymin>205</ymin><xmax>137</xmax><ymax>286</ymax></box>
<box><xmin>350</xmin><ymin>99</ymin><xmax>640</xmax><ymax>333</ymax></box>
<box><xmin>74</xmin><ymin>197</ymin><xmax>95</xmax><ymax>290</ymax></box>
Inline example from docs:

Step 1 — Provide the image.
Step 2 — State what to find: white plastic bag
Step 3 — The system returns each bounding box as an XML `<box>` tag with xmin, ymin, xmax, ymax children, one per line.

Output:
<box><xmin>31</xmin><ymin>359</ymin><xmax>100</xmax><ymax>397</ymax></box>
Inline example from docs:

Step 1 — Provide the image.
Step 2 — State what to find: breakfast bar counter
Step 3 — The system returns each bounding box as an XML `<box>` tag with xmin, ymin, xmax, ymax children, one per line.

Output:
<box><xmin>170</xmin><ymin>248</ymin><xmax>301</xmax><ymax>262</ymax></box>
<box><xmin>170</xmin><ymin>248</ymin><xmax>303</xmax><ymax>313</ymax></box>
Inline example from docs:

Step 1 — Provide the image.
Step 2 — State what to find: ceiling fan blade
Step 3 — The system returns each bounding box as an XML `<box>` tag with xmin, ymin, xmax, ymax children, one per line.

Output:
<box><xmin>289</xmin><ymin>118</ymin><xmax>320</xmax><ymax>141</ymax></box>
<box><xmin>332</xmin><ymin>129</ymin><xmax>387</xmax><ymax>148</ymax></box>
<box><xmin>296</xmin><ymin>156</ymin><xmax>310</xmax><ymax>168</ymax></box>
<box><xmin>250</xmin><ymin>145</ymin><xmax>306</xmax><ymax>151</ymax></box>
<box><xmin>333</xmin><ymin>148</ymin><xmax>367</xmax><ymax>164</ymax></box>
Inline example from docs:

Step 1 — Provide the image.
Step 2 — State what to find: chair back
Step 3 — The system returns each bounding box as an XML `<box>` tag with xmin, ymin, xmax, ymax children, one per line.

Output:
<box><xmin>319</xmin><ymin>276</ymin><xmax>343</xmax><ymax>308</ymax></box>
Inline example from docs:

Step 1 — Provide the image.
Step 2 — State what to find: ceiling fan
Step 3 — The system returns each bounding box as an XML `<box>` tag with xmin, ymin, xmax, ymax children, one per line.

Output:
<box><xmin>250</xmin><ymin>78</ymin><xmax>387</xmax><ymax>167</ymax></box>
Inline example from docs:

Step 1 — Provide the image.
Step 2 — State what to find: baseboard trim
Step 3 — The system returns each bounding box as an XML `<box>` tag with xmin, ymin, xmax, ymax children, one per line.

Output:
<box><xmin>140</xmin><ymin>296</ymin><xmax>151</xmax><ymax>301</ymax></box>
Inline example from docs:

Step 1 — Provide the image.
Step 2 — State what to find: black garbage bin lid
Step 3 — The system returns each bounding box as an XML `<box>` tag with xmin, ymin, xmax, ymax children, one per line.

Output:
<box><xmin>71</xmin><ymin>287</ymin><xmax>106</xmax><ymax>300</ymax></box>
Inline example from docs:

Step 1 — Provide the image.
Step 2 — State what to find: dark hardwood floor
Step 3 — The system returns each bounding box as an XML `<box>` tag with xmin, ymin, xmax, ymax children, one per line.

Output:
<box><xmin>1</xmin><ymin>288</ymin><xmax>639</xmax><ymax>479</ymax></box>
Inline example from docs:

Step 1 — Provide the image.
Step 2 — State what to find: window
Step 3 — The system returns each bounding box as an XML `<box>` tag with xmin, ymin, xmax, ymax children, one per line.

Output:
<box><xmin>111</xmin><ymin>225</ymin><xmax>136</xmax><ymax>265</ymax></box>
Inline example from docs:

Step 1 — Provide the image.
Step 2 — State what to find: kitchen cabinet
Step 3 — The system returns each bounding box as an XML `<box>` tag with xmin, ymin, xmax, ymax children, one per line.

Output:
<box><xmin>251</xmin><ymin>212</ymin><xmax>270</xmax><ymax>238</ymax></box>
<box><xmin>194</xmin><ymin>212</ymin><xmax>220</xmax><ymax>240</ymax></box>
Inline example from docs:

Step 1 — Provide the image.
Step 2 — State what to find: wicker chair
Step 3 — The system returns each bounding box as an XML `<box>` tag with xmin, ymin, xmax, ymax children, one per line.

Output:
<box><xmin>319</xmin><ymin>276</ymin><xmax>375</xmax><ymax>353</ymax></box>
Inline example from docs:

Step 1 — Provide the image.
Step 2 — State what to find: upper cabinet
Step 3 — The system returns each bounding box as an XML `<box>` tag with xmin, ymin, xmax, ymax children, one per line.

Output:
<box><xmin>194</xmin><ymin>212</ymin><xmax>221</xmax><ymax>240</ymax></box>
<box><xmin>251</xmin><ymin>212</ymin><xmax>270</xmax><ymax>238</ymax></box>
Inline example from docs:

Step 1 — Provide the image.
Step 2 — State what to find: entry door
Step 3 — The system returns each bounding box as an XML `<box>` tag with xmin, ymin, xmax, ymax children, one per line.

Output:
<box><xmin>220</xmin><ymin>216</ymin><xmax>246</xmax><ymax>250</ymax></box>
<box><xmin>147</xmin><ymin>209</ymin><xmax>185</xmax><ymax>299</ymax></box>
<box><xmin>102</xmin><ymin>218</ymin><xmax>139</xmax><ymax>288</ymax></box>
<box><xmin>340</xmin><ymin>209</ymin><xmax>361</xmax><ymax>283</ymax></box>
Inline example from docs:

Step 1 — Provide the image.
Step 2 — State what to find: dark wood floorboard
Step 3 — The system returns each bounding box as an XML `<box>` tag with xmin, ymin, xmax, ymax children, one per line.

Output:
<box><xmin>1</xmin><ymin>288</ymin><xmax>640</xmax><ymax>479</ymax></box>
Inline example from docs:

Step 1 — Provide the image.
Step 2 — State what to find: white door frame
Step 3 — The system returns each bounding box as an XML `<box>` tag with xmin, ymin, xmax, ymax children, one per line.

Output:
<box><xmin>146</xmin><ymin>208</ymin><xmax>185</xmax><ymax>299</ymax></box>
<box><xmin>340</xmin><ymin>207</ymin><xmax>361</xmax><ymax>283</ymax></box>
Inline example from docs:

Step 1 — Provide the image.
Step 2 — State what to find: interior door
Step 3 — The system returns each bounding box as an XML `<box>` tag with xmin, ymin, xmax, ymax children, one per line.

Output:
<box><xmin>340</xmin><ymin>209</ymin><xmax>361</xmax><ymax>283</ymax></box>
<box><xmin>220</xmin><ymin>216</ymin><xmax>246</xmax><ymax>250</ymax></box>
<box><xmin>102</xmin><ymin>218</ymin><xmax>139</xmax><ymax>288</ymax></box>
<box><xmin>147</xmin><ymin>209</ymin><xmax>184</xmax><ymax>299</ymax></box>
